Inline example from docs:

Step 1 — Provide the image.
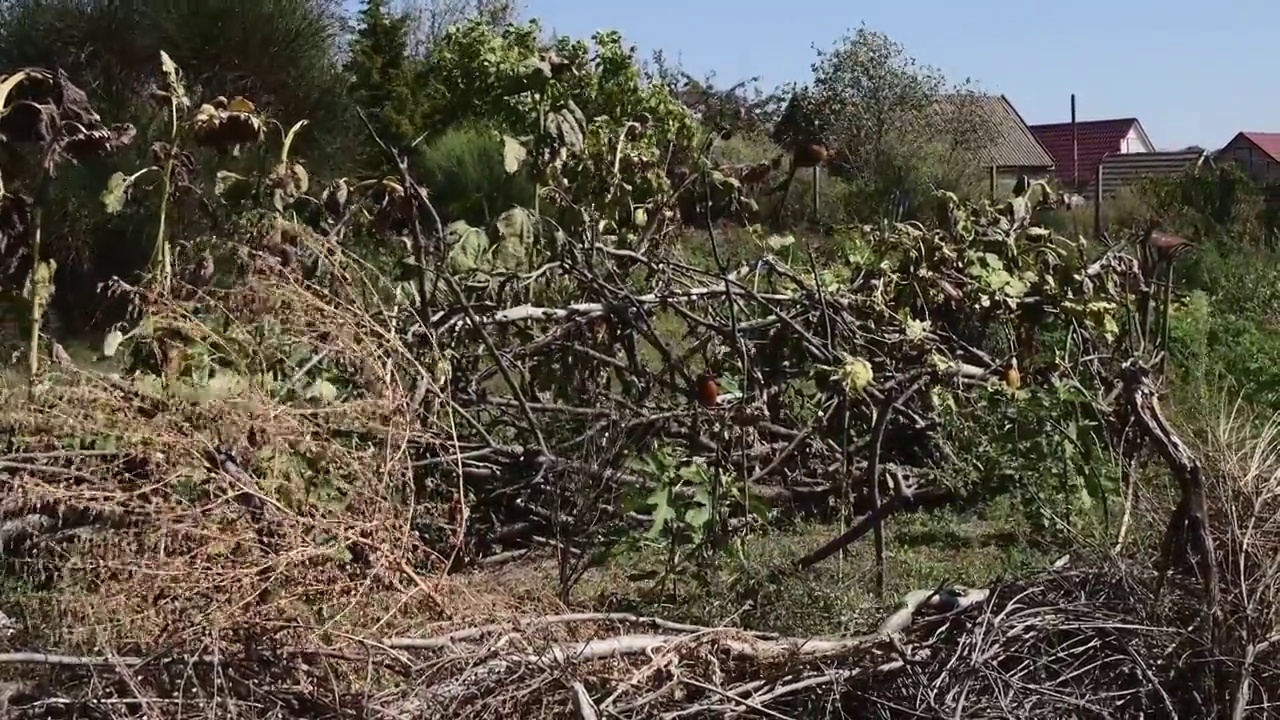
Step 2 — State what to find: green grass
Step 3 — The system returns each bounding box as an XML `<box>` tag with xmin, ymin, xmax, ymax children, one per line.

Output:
<box><xmin>509</xmin><ymin>510</ymin><xmax>1064</xmax><ymax>637</ymax></box>
<box><xmin>0</xmin><ymin>327</ymin><xmax>126</xmax><ymax>390</ymax></box>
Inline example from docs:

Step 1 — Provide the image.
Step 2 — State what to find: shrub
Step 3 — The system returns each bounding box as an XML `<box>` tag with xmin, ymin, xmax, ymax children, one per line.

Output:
<box><xmin>709</xmin><ymin>131</ymin><xmax>861</xmax><ymax>227</ymax></box>
<box><xmin>1168</xmin><ymin>242</ymin><xmax>1280</xmax><ymax>415</ymax></box>
<box><xmin>0</xmin><ymin>0</ymin><xmax>355</xmax><ymax>172</ymax></box>
<box><xmin>415</xmin><ymin>122</ymin><xmax>537</xmax><ymax>227</ymax></box>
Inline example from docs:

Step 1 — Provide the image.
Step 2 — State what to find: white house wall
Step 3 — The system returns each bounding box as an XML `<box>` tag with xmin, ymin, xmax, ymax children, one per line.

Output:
<box><xmin>1119</xmin><ymin>126</ymin><xmax>1153</xmax><ymax>154</ymax></box>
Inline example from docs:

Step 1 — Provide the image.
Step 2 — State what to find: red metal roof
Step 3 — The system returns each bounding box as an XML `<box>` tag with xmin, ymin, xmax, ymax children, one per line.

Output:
<box><xmin>1238</xmin><ymin>132</ymin><xmax>1280</xmax><ymax>162</ymax></box>
<box><xmin>1027</xmin><ymin>118</ymin><xmax>1140</xmax><ymax>189</ymax></box>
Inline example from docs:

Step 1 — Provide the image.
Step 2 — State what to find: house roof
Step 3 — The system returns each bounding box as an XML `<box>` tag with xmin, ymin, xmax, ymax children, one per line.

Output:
<box><xmin>1027</xmin><ymin>118</ymin><xmax>1151</xmax><ymax>188</ymax></box>
<box><xmin>934</xmin><ymin>94</ymin><xmax>1054</xmax><ymax>169</ymax></box>
<box><xmin>1221</xmin><ymin>132</ymin><xmax>1280</xmax><ymax>162</ymax></box>
<box><xmin>1093</xmin><ymin>149</ymin><xmax>1211</xmax><ymax>199</ymax></box>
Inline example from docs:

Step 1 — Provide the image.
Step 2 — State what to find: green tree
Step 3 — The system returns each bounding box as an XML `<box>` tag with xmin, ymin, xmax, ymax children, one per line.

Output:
<box><xmin>649</xmin><ymin>51</ymin><xmax>789</xmax><ymax>138</ymax></box>
<box><xmin>807</xmin><ymin>26</ymin><xmax>992</xmax><ymax>219</ymax></box>
<box><xmin>398</xmin><ymin>0</ymin><xmax>524</xmax><ymax>55</ymax></box>
<box><xmin>0</xmin><ymin>0</ymin><xmax>352</xmax><ymax>167</ymax></box>
<box><xmin>0</xmin><ymin>0</ymin><xmax>358</xmax><ymax>336</ymax></box>
<box><xmin>418</xmin><ymin>21</ymin><xmax>699</xmax><ymax>234</ymax></box>
<box><xmin>346</xmin><ymin>0</ymin><xmax>424</xmax><ymax>166</ymax></box>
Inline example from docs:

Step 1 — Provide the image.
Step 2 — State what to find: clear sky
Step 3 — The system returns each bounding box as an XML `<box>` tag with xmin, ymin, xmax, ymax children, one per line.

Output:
<box><xmin>520</xmin><ymin>0</ymin><xmax>1275</xmax><ymax>151</ymax></box>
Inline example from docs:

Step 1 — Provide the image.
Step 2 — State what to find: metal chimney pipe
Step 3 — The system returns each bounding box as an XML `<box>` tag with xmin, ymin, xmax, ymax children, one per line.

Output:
<box><xmin>1071</xmin><ymin>94</ymin><xmax>1078</xmax><ymax>190</ymax></box>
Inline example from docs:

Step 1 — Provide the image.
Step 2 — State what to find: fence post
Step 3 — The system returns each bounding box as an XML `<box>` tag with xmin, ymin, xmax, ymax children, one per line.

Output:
<box><xmin>1093</xmin><ymin>164</ymin><xmax>1103</xmax><ymax>240</ymax></box>
<box><xmin>812</xmin><ymin>166</ymin><xmax>820</xmax><ymax>218</ymax></box>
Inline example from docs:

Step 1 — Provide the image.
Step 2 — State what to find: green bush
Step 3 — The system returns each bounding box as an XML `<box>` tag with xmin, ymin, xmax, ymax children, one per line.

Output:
<box><xmin>0</xmin><ymin>0</ymin><xmax>361</xmax><ymax>336</ymax></box>
<box><xmin>415</xmin><ymin>122</ymin><xmax>537</xmax><ymax>227</ymax></box>
<box><xmin>1168</xmin><ymin>241</ymin><xmax>1280</xmax><ymax>414</ymax></box>
<box><xmin>711</xmin><ymin>131</ymin><xmax>780</xmax><ymax>166</ymax></box>
<box><xmin>0</xmin><ymin>0</ymin><xmax>356</xmax><ymax>173</ymax></box>
<box><xmin>835</xmin><ymin>146</ymin><xmax>987</xmax><ymax>223</ymax></box>
<box><xmin>1049</xmin><ymin>168</ymin><xmax>1280</xmax><ymax>422</ymax></box>
<box><xmin>707</xmin><ymin>131</ymin><xmax>862</xmax><ymax>227</ymax></box>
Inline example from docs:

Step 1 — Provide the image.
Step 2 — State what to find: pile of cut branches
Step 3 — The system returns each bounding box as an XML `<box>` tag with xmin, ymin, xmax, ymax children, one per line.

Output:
<box><xmin>0</xmin><ymin>560</ymin><xmax>1257</xmax><ymax>718</ymax></box>
<box><xmin>398</xmin><ymin>186</ymin><xmax>1147</xmax><ymax>570</ymax></box>
<box><xmin>0</xmin><ymin>173</ymin><xmax>1144</xmax><ymax>638</ymax></box>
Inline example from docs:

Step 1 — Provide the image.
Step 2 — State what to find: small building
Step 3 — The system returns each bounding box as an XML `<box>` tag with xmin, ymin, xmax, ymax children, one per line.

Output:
<box><xmin>935</xmin><ymin>94</ymin><xmax>1055</xmax><ymax>185</ymax></box>
<box><xmin>1094</xmin><ymin>149</ymin><xmax>1212</xmax><ymax>199</ymax></box>
<box><xmin>1214</xmin><ymin>132</ymin><xmax>1280</xmax><ymax>183</ymax></box>
<box><xmin>1028</xmin><ymin>118</ymin><xmax>1155</xmax><ymax>192</ymax></box>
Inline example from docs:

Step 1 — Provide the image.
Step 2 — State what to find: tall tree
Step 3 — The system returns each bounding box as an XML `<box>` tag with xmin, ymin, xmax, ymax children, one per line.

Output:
<box><xmin>0</xmin><ymin>0</ymin><xmax>358</xmax><ymax>334</ymax></box>
<box><xmin>0</xmin><ymin>0</ymin><xmax>351</xmax><ymax>155</ymax></box>
<box><xmin>649</xmin><ymin>50</ymin><xmax>788</xmax><ymax>138</ymax></box>
<box><xmin>396</xmin><ymin>0</ymin><xmax>523</xmax><ymax>57</ymax></box>
<box><xmin>346</xmin><ymin>0</ymin><xmax>423</xmax><ymax>161</ymax></box>
<box><xmin>807</xmin><ymin>26</ymin><xmax>993</xmax><ymax>217</ymax></box>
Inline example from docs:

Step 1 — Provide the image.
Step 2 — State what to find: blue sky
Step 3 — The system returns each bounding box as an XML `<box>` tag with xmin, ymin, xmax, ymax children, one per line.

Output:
<box><xmin>520</xmin><ymin>0</ymin><xmax>1273</xmax><ymax>151</ymax></box>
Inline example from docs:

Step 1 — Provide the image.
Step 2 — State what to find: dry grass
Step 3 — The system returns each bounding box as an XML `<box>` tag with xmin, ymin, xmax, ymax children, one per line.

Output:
<box><xmin>0</xmin><ymin>243</ymin><xmax>567</xmax><ymax>708</ymax></box>
<box><xmin>1196</xmin><ymin>398</ymin><xmax>1280</xmax><ymax>714</ymax></box>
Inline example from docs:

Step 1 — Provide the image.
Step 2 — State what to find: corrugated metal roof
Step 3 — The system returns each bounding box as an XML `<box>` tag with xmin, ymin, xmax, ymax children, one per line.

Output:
<box><xmin>1028</xmin><ymin>118</ymin><xmax>1145</xmax><ymax>189</ymax></box>
<box><xmin>1092</xmin><ymin>149</ymin><xmax>1210</xmax><ymax>199</ymax></box>
<box><xmin>936</xmin><ymin>94</ymin><xmax>1054</xmax><ymax>169</ymax></box>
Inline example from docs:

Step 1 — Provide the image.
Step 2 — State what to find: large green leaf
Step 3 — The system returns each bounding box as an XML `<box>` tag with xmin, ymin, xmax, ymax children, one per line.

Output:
<box><xmin>445</xmin><ymin>220</ymin><xmax>491</xmax><ymax>274</ymax></box>
<box><xmin>646</xmin><ymin>487</ymin><xmax>676</xmax><ymax>538</ymax></box>
<box><xmin>101</xmin><ymin>172</ymin><xmax>132</xmax><ymax>214</ymax></box>
<box><xmin>545</xmin><ymin>108</ymin><xmax>584</xmax><ymax>155</ymax></box>
<box><xmin>492</xmin><ymin>207</ymin><xmax>533</xmax><ymax>271</ymax></box>
<box><xmin>501</xmin><ymin>135</ymin><xmax>527</xmax><ymax>174</ymax></box>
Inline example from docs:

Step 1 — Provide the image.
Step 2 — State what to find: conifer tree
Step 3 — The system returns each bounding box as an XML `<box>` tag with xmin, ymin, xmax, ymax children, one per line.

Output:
<box><xmin>346</xmin><ymin>0</ymin><xmax>422</xmax><ymax>160</ymax></box>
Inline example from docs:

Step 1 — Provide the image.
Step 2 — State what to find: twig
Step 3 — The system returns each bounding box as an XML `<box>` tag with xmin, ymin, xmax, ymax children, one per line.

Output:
<box><xmin>795</xmin><ymin>374</ymin><xmax>929</xmax><ymax>576</ymax></box>
<box><xmin>386</xmin><ymin>612</ymin><xmax>779</xmax><ymax>651</ymax></box>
